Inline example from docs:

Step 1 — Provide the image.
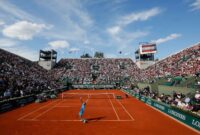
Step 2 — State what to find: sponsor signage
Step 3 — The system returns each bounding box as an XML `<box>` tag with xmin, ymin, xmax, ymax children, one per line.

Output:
<box><xmin>140</xmin><ymin>96</ymin><xmax>146</xmax><ymax>102</ymax></box>
<box><xmin>123</xmin><ymin>89</ymin><xmax>200</xmax><ymax>131</ymax></box>
<box><xmin>153</xmin><ymin>103</ymin><xmax>165</xmax><ymax>111</ymax></box>
<box><xmin>146</xmin><ymin>99</ymin><xmax>152</xmax><ymax>105</ymax></box>
<box><xmin>168</xmin><ymin>109</ymin><xmax>186</xmax><ymax>121</ymax></box>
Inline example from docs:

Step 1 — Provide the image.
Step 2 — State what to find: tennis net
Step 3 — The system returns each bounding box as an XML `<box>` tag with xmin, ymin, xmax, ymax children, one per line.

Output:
<box><xmin>61</xmin><ymin>93</ymin><xmax>116</xmax><ymax>99</ymax></box>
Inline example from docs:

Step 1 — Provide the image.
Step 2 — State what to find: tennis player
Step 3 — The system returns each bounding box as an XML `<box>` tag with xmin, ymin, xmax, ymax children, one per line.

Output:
<box><xmin>79</xmin><ymin>97</ymin><xmax>87</xmax><ymax>123</ymax></box>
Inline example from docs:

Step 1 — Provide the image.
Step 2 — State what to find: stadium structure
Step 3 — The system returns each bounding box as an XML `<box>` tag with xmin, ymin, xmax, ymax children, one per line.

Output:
<box><xmin>38</xmin><ymin>49</ymin><xmax>57</xmax><ymax>70</ymax></box>
<box><xmin>135</xmin><ymin>42</ymin><xmax>157</xmax><ymax>69</ymax></box>
<box><xmin>0</xmin><ymin>42</ymin><xmax>200</xmax><ymax>135</ymax></box>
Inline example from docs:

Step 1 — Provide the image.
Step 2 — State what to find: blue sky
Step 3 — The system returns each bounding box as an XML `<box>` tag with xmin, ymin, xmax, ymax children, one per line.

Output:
<box><xmin>0</xmin><ymin>0</ymin><xmax>200</xmax><ymax>61</ymax></box>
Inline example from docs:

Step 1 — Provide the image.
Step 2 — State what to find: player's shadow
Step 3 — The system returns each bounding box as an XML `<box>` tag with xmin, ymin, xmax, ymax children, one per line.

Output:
<box><xmin>87</xmin><ymin>116</ymin><xmax>105</xmax><ymax>122</ymax></box>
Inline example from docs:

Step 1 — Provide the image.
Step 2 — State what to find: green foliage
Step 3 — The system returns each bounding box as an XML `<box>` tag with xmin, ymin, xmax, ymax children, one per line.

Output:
<box><xmin>94</xmin><ymin>52</ymin><xmax>104</xmax><ymax>58</ymax></box>
<box><xmin>80</xmin><ymin>53</ymin><xmax>92</xmax><ymax>58</ymax></box>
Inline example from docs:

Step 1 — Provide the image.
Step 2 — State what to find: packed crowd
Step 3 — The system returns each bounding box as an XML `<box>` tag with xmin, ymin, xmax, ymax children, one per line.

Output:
<box><xmin>131</xmin><ymin>86</ymin><xmax>200</xmax><ymax>114</ymax></box>
<box><xmin>53</xmin><ymin>43</ymin><xmax>200</xmax><ymax>85</ymax></box>
<box><xmin>52</xmin><ymin>58</ymin><xmax>141</xmax><ymax>85</ymax></box>
<box><xmin>142</xmin><ymin>43</ymin><xmax>200</xmax><ymax>81</ymax></box>
<box><xmin>1</xmin><ymin>43</ymin><xmax>199</xmax><ymax>108</ymax></box>
<box><xmin>0</xmin><ymin>49</ymin><xmax>60</xmax><ymax>100</ymax></box>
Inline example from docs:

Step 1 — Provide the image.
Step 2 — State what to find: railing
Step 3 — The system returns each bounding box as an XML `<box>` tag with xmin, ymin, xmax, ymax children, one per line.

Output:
<box><xmin>0</xmin><ymin>87</ymin><xmax>68</xmax><ymax>113</ymax></box>
<box><xmin>0</xmin><ymin>95</ymin><xmax>36</xmax><ymax>113</ymax></box>
<box><xmin>72</xmin><ymin>84</ymin><xmax>115</xmax><ymax>89</ymax></box>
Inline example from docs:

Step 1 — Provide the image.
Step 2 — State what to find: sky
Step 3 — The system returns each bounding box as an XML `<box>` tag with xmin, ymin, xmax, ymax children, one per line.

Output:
<box><xmin>0</xmin><ymin>0</ymin><xmax>200</xmax><ymax>61</ymax></box>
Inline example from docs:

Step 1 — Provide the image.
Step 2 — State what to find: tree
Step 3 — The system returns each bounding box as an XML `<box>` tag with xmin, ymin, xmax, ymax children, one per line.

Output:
<box><xmin>80</xmin><ymin>53</ymin><xmax>92</xmax><ymax>58</ymax></box>
<box><xmin>94</xmin><ymin>52</ymin><xmax>104</xmax><ymax>58</ymax></box>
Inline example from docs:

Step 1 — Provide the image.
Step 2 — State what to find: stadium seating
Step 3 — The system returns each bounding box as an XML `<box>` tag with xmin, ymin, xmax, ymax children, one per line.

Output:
<box><xmin>0</xmin><ymin>49</ymin><xmax>60</xmax><ymax>100</ymax></box>
<box><xmin>52</xmin><ymin>58</ymin><xmax>141</xmax><ymax>85</ymax></box>
<box><xmin>141</xmin><ymin>43</ymin><xmax>200</xmax><ymax>81</ymax></box>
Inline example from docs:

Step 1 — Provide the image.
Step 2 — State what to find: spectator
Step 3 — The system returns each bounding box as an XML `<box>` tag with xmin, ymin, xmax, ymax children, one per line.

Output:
<box><xmin>0</xmin><ymin>49</ymin><xmax>61</xmax><ymax>100</ymax></box>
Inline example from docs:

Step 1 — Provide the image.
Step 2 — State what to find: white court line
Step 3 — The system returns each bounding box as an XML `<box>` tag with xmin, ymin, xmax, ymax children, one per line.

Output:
<box><xmin>62</xmin><ymin>93</ymin><xmax>115</xmax><ymax>95</ymax></box>
<box><xmin>116</xmin><ymin>99</ymin><xmax>135</xmax><ymax>120</ymax></box>
<box><xmin>54</xmin><ymin>106</ymin><xmax>73</xmax><ymax>107</ymax></box>
<box><xmin>121</xmin><ymin>90</ymin><xmax>200</xmax><ymax>134</ymax></box>
<box><xmin>32</xmin><ymin>100</ymin><xmax>63</xmax><ymax>120</ymax></box>
<box><xmin>18</xmin><ymin>100</ymin><xmax>59</xmax><ymax>121</ymax></box>
<box><xmin>107</xmin><ymin>94</ymin><xmax>120</xmax><ymax>120</ymax></box>
<box><xmin>20</xmin><ymin>119</ymin><xmax>134</xmax><ymax>122</ymax></box>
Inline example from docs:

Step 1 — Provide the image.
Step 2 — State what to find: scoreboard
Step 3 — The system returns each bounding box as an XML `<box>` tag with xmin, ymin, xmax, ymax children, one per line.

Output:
<box><xmin>135</xmin><ymin>43</ymin><xmax>157</xmax><ymax>69</ymax></box>
<box><xmin>140</xmin><ymin>43</ymin><xmax>157</xmax><ymax>54</ymax></box>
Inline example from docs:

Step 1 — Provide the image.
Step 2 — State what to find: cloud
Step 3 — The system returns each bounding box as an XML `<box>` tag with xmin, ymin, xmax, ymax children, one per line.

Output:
<box><xmin>151</xmin><ymin>33</ymin><xmax>181</xmax><ymax>44</ymax></box>
<box><xmin>118</xmin><ymin>7</ymin><xmax>161</xmax><ymax>27</ymax></box>
<box><xmin>109</xmin><ymin>29</ymin><xmax>149</xmax><ymax>45</ymax></box>
<box><xmin>0</xmin><ymin>0</ymin><xmax>42</xmax><ymax>22</ymax></box>
<box><xmin>107</xmin><ymin>26</ymin><xmax>121</xmax><ymax>35</ymax></box>
<box><xmin>124</xmin><ymin>52</ymin><xmax>131</xmax><ymax>56</ymax></box>
<box><xmin>190</xmin><ymin>0</ymin><xmax>200</xmax><ymax>10</ymax></box>
<box><xmin>119</xmin><ymin>31</ymin><xmax>148</xmax><ymax>42</ymax></box>
<box><xmin>0</xmin><ymin>38</ymin><xmax>18</xmax><ymax>47</ymax></box>
<box><xmin>34</xmin><ymin>0</ymin><xmax>102</xmax><ymax>56</ymax></box>
<box><xmin>107</xmin><ymin>7</ymin><xmax>161</xmax><ymax>35</ymax></box>
<box><xmin>0</xmin><ymin>20</ymin><xmax>5</xmax><ymax>26</ymax></box>
<box><xmin>2</xmin><ymin>21</ymin><xmax>48</xmax><ymax>40</ymax></box>
<box><xmin>113</xmin><ymin>0</ymin><xmax>128</xmax><ymax>4</ymax></box>
<box><xmin>105</xmin><ymin>53</ymin><xmax>117</xmax><ymax>58</ymax></box>
<box><xmin>48</xmin><ymin>40</ymin><xmax>70</xmax><ymax>49</ymax></box>
<box><xmin>36</xmin><ymin>0</ymin><xmax>93</xmax><ymax>28</ymax></box>
<box><xmin>107</xmin><ymin>7</ymin><xmax>161</xmax><ymax>43</ymax></box>
<box><xmin>68</xmin><ymin>48</ymin><xmax>80</xmax><ymax>53</ymax></box>
<box><xmin>84</xmin><ymin>40</ymin><xmax>90</xmax><ymax>45</ymax></box>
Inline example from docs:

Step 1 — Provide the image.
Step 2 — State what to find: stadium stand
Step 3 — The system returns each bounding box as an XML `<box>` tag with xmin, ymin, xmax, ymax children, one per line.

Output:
<box><xmin>0</xmin><ymin>49</ymin><xmax>60</xmax><ymax>100</ymax></box>
<box><xmin>133</xmin><ymin>43</ymin><xmax>200</xmax><ymax>114</ymax></box>
<box><xmin>128</xmin><ymin>86</ymin><xmax>200</xmax><ymax>115</ymax></box>
<box><xmin>141</xmin><ymin>43</ymin><xmax>200</xmax><ymax>81</ymax></box>
<box><xmin>52</xmin><ymin>58</ymin><xmax>141</xmax><ymax>85</ymax></box>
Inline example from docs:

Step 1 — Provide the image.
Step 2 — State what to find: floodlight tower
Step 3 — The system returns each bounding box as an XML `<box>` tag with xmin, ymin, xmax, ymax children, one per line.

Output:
<box><xmin>38</xmin><ymin>49</ymin><xmax>57</xmax><ymax>70</ymax></box>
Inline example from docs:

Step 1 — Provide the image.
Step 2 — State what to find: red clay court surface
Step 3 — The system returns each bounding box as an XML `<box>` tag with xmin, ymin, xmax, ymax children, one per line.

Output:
<box><xmin>0</xmin><ymin>89</ymin><xmax>199</xmax><ymax>135</ymax></box>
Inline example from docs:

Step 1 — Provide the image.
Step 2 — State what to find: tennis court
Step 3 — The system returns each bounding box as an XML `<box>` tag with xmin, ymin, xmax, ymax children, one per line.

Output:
<box><xmin>0</xmin><ymin>90</ymin><xmax>199</xmax><ymax>135</ymax></box>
